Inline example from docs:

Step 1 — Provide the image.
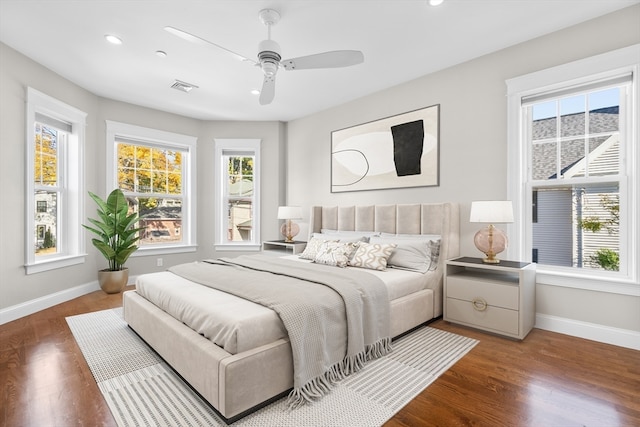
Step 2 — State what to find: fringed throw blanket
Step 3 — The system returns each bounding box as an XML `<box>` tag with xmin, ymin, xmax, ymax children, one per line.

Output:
<box><xmin>169</xmin><ymin>254</ymin><xmax>392</xmax><ymax>407</ymax></box>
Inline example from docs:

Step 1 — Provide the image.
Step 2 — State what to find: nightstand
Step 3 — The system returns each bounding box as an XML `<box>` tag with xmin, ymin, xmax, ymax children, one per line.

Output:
<box><xmin>444</xmin><ymin>256</ymin><xmax>536</xmax><ymax>340</ymax></box>
<box><xmin>262</xmin><ymin>240</ymin><xmax>307</xmax><ymax>255</ymax></box>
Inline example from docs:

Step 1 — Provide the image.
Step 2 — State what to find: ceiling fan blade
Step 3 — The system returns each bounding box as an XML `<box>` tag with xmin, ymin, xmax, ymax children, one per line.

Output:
<box><xmin>259</xmin><ymin>75</ymin><xmax>276</xmax><ymax>105</ymax></box>
<box><xmin>281</xmin><ymin>50</ymin><xmax>364</xmax><ymax>71</ymax></box>
<box><xmin>164</xmin><ymin>26</ymin><xmax>256</xmax><ymax>64</ymax></box>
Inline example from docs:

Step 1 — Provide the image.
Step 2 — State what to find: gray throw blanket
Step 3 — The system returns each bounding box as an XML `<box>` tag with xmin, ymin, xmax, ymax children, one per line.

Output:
<box><xmin>168</xmin><ymin>254</ymin><xmax>392</xmax><ymax>407</ymax></box>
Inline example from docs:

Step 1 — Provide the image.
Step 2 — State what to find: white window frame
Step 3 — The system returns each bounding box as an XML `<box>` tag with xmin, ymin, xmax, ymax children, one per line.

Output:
<box><xmin>106</xmin><ymin>121</ymin><xmax>197</xmax><ymax>256</ymax></box>
<box><xmin>25</xmin><ymin>88</ymin><xmax>87</xmax><ymax>274</ymax></box>
<box><xmin>214</xmin><ymin>138</ymin><xmax>261</xmax><ymax>251</ymax></box>
<box><xmin>506</xmin><ymin>44</ymin><xmax>639</xmax><ymax>296</ymax></box>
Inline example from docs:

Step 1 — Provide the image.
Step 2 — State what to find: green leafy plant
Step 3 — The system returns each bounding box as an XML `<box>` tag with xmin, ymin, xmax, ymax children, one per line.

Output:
<box><xmin>83</xmin><ymin>189</ymin><xmax>145</xmax><ymax>271</ymax></box>
<box><xmin>589</xmin><ymin>248</ymin><xmax>619</xmax><ymax>271</ymax></box>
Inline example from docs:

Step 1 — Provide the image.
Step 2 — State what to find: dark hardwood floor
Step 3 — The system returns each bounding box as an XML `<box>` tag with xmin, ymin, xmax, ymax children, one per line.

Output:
<box><xmin>1</xmin><ymin>288</ymin><xmax>639</xmax><ymax>427</ymax></box>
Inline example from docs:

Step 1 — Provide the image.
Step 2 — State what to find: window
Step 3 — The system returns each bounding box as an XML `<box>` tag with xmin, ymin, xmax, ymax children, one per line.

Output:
<box><xmin>507</xmin><ymin>45</ymin><xmax>639</xmax><ymax>293</ymax></box>
<box><xmin>25</xmin><ymin>88</ymin><xmax>87</xmax><ymax>274</ymax></box>
<box><xmin>106</xmin><ymin>121</ymin><xmax>197</xmax><ymax>256</ymax></box>
<box><xmin>214</xmin><ymin>139</ymin><xmax>261</xmax><ymax>250</ymax></box>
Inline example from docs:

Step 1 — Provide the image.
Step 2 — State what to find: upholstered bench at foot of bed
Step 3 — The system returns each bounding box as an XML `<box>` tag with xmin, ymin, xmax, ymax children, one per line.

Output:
<box><xmin>123</xmin><ymin>290</ymin><xmax>294</xmax><ymax>421</ymax></box>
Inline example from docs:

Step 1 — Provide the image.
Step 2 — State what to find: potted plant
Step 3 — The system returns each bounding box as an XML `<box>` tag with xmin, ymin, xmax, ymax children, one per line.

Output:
<box><xmin>83</xmin><ymin>189</ymin><xmax>145</xmax><ymax>293</ymax></box>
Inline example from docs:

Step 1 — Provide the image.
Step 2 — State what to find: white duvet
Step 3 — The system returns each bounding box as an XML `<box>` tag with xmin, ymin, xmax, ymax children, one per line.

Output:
<box><xmin>135</xmin><ymin>256</ymin><xmax>435</xmax><ymax>355</ymax></box>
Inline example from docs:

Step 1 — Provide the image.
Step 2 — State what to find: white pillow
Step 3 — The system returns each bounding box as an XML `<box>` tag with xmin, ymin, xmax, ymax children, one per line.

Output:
<box><xmin>380</xmin><ymin>232</ymin><xmax>441</xmax><ymax>241</ymax></box>
<box><xmin>321</xmin><ymin>229</ymin><xmax>381</xmax><ymax>238</ymax></box>
<box><xmin>299</xmin><ymin>236</ymin><xmax>337</xmax><ymax>260</ymax></box>
<box><xmin>349</xmin><ymin>241</ymin><xmax>397</xmax><ymax>271</ymax></box>
<box><xmin>313</xmin><ymin>232</ymin><xmax>369</xmax><ymax>243</ymax></box>
<box><xmin>313</xmin><ymin>241</ymin><xmax>359</xmax><ymax>268</ymax></box>
<box><xmin>371</xmin><ymin>235</ymin><xmax>442</xmax><ymax>272</ymax></box>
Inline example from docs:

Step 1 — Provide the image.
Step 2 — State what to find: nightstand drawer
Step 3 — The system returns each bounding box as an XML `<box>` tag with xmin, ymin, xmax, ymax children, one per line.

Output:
<box><xmin>446</xmin><ymin>297</ymin><xmax>519</xmax><ymax>335</ymax></box>
<box><xmin>446</xmin><ymin>275</ymin><xmax>519</xmax><ymax>310</ymax></box>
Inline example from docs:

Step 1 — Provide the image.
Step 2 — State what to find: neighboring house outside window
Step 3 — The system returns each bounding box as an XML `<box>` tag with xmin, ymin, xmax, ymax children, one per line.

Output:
<box><xmin>507</xmin><ymin>45</ymin><xmax>639</xmax><ymax>294</ymax></box>
<box><xmin>214</xmin><ymin>139</ymin><xmax>261</xmax><ymax>251</ymax></box>
<box><xmin>25</xmin><ymin>88</ymin><xmax>87</xmax><ymax>274</ymax></box>
<box><xmin>106</xmin><ymin>121</ymin><xmax>197</xmax><ymax>256</ymax></box>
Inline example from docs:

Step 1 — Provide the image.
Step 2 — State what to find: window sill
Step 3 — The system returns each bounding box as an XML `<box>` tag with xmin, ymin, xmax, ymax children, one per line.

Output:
<box><xmin>25</xmin><ymin>254</ymin><xmax>86</xmax><ymax>275</ymax></box>
<box><xmin>131</xmin><ymin>245</ymin><xmax>198</xmax><ymax>257</ymax></box>
<box><xmin>214</xmin><ymin>244</ymin><xmax>261</xmax><ymax>252</ymax></box>
<box><xmin>536</xmin><ymin>267</ymin><xmax>640</xmax><ymax>296</ymax></box>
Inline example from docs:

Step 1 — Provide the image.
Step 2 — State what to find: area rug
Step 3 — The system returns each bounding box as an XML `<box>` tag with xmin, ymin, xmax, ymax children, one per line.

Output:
<box><xmin>66</xmin><ymin>308</ymin><xmax>478</xmax><ymax>427</ymax></box>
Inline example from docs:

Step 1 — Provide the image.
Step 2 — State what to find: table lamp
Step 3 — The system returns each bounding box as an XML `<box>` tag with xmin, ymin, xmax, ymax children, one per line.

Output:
<box><xmin>277</xmin><ymin>206</ymin><xmax>302</xmax><ymax>242</ymax></box>
<box><xmin>470</xmin><ymin>201</ymin><xmax>514</xmax><ymax>264</ymax></box>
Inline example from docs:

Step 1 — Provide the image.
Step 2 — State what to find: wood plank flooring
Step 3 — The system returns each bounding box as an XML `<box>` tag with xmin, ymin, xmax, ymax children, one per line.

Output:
<box><xmin>1</xmin><ymin>288</ymin><xmax>639</xmax><ymax>426</ymax></box>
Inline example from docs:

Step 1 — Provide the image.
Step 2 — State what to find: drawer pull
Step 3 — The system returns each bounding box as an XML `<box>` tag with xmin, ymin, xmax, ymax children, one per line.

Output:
<box><xmin>472</xmin><ymin>298</ymin><xmax>488</xmax><ymax>311</ymax></box>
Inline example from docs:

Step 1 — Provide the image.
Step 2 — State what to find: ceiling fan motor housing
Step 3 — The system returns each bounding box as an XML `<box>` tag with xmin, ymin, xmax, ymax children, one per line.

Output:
<box><xmin>258</xmin><ymin>39</ymin><xmax>281</xmax><ymax>76</ymax></box>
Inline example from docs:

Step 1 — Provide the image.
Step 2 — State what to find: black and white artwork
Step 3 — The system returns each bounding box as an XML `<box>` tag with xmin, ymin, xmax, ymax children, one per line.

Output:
<box><xmin>331</xmin><ymin>105</ymin><xmax>439</xmax><ymax>192</ymax></box>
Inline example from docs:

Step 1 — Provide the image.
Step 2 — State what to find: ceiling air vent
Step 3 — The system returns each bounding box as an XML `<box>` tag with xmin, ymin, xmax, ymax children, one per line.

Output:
<box><xmin>171</xmin><ymin>79</ymin><xmax>198</xmax><ymax>93</ymax></box>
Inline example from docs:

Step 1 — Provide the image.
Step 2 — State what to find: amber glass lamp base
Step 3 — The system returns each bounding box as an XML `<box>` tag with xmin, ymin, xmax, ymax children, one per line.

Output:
<box><xmin>473</xmin><ymin>224</ymin><xmax>507</xmax><ymax>264</ymax></box>
<box><xmin>280</xmin><ymin>220</ymin><xmax>300</xmax><ymax>243</ymax></box>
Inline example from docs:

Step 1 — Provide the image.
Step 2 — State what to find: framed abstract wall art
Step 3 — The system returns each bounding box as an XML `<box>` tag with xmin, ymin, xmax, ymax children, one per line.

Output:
<box><xmin>331</xmin><ymin>104</ymin><xmax>440</xmax><ymax>193</ymax></box>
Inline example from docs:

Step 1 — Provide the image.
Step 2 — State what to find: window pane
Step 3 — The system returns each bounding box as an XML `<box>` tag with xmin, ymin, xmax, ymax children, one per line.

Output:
<box><xmin>227</xmin><ymin>200</ymin><xmax>253</xmax><ymax>242</ymax></box>
<box><xmin>559</xmin><ymin>95</ymin><xmax>585</xmax><ymax>137</ymax></box>
<box><xmin>117</xmin><ymin>141</ymin><xmax>184</xmax><ymax>195</ymax></box>
<box><xmin>559</xmin><ymin>138</ymin><xmax>584</xmax><ymax>177</ymax></box>
<box><xmin>35</xmin><ymin>190</ymin><xmax>58</xmax><ymax>256</ymax></box>
<box><xmin>137</xmin><ymin>197</ymin><xmax>182</xmax><ymax>245</ymax></box>
<box><xmin>532</xmin><ymin>141</ymin><xmax>557</xmax><ymax>180</ymax></box>
<box><xmin>224</xmin><ymin>155</ymin><xmax>254</xmax><ymax>242</ymax></box>
<box><xmin>588</xmin><ymin>88</ymin><xmax>619</xmax><ymax>134</ymax></box>
<box><xmin>117</xmin><ymin>140</ymin><xmax>186</xmax><ymax>248</ymax></box>
<box><xmin>532</xmin><ymin>184</ymin><xmax>619</xmax><ymax>271</ymax></box>
<box><xmin>34</xmin><ymin>123</ymin><xmax>58</xmax><ymax>186</ymax></box>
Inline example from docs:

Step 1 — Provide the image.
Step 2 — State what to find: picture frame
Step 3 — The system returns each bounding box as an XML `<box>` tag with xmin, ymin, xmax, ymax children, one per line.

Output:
<box><xmin>331</xmin><ymin>104</ymin><xmax>440</xmax><ymax>193</ymax></box>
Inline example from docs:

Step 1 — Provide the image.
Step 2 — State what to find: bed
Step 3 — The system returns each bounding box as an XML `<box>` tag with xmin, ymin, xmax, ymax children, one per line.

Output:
<box><xmin>123</xmin><ymin>202</ymin><xmax>459</xmax><ymax>423</ymax></box>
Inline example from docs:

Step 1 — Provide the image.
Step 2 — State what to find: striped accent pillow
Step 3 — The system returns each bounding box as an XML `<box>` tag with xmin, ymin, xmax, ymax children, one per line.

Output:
<box><xmin>349</xmin><ymin>242</ymin><xmax>397</xmax><ymax>271</ymax></box>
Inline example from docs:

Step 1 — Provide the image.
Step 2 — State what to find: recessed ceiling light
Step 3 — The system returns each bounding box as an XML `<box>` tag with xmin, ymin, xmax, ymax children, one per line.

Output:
<box><xmin>104</xmin><ymin>34</ymin><xmax>123</xmax><ymax>45</ymax></box>
<box><xmin>429</xmin><ymin>0</ymin><xmax>444</xmax><ymax>5</ymax></box>
<box><xmin>156</xmin><ymin>50</ymin><xmax>167</xmax><ymax>58</ymax></box>
<box><xmin>250</xmin><ymin>89</ymin><xmax>260</xmax><ymax>96</ymax></box>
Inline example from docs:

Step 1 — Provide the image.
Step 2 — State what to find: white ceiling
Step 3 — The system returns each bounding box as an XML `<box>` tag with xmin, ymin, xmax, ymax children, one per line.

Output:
<box><xmin>1</xmin><ymin>0</ymin><xmax>637</xmax><ymax>122</ymax></box>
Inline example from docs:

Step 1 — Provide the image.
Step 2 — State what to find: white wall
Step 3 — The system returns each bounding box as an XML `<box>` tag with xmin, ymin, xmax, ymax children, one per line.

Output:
<box><xmin>285</xmin><ymin>5</ymin><xmax>640</xmax><ymax>345</ymax></box>
<box><xmin>0</xmin><ymin>42</ymin><xmax>285</xmax><ymax>319</ymax></box>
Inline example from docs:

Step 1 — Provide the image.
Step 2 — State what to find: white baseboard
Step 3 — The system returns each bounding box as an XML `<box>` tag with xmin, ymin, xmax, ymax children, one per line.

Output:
<box><xmin>535</xmin><ymin>313</ymin><xmax>640</xmax><ymax>351</ymax></box>
<box><xmin>0</xmin><ymin>275</ymin><xmax>138</xmax><ymax>325</ymax></box>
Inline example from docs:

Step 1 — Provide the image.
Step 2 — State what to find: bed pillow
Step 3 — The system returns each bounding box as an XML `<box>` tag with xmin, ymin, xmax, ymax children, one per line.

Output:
<box><xmin>314</xmin><ymin>232</ymin><xmax>371</xmax><ymax>243</ymax></box>
<box><xmin>299</xmin><ymin>236</ymin><xmax>337</xmax><ymax>260</ymax></box>
<box><xmin>380</xmin><ymin>232</ymin><xmax>441</xmax><ymax>241</ymax></box>
<box><xmin>371</xmin><ymin>235</ymin><xmax>442</xmax><ymax>272</ymax></box>
<box><xmin>321</xmin><ymin>229</ymin><xmax>381</xmax><ymax>238</ymax></box>
<box><xmin>349</xmin><ymin>241</ymin><xmax>397</xmax><ymax>271</ymax></box>
<box><xmin>313</xmin><ymin>241</ymin><xmax>359</xmax><ymax>268</ymax></box>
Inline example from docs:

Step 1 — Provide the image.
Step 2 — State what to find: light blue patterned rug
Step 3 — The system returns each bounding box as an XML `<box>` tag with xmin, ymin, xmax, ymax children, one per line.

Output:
<box><xmin>67</xmin><ymin>308</ymin><xmax>477</xmax><ymax>427</ymax></box>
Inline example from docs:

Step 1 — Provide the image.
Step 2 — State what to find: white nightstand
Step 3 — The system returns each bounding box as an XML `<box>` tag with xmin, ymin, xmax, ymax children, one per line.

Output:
<box><xmin>262</xmin><ymin>240</ymin><xmax>307</xmax><ymax>255</ymax></box>
<box><xmin>444</xmin><ymin>256</ymin><xmax>536</xmax><ymax>340</ymax></box>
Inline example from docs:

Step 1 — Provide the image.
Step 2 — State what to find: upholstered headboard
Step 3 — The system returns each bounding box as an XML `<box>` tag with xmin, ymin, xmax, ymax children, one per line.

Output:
<box><xmin>308</xmin><ymin>202</ymin><xmax>460</xmax><ymax>317</ymax></box>
<box><xmin>308</xmin><ymin>202</ymin><xmax>459</xmax><ymax>258</ymax></box>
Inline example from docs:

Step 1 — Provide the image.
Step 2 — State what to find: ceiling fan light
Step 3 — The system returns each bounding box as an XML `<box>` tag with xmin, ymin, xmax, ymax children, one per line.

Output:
<box><xmin>261</xmin><ymin>61</ymin><xmax>278</xmax><ymax>77</ymax></box>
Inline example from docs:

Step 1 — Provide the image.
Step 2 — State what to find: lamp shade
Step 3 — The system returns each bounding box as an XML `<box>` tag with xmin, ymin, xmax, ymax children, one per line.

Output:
<box><xmin>277</xmin><ymin>206</ymin><xmax>302</xmax><ymax>220</ymax></box>
<box><xmin>470</xmin><ymin>201</ymin><xmax>514</xmax><ymax>224</ymax></box>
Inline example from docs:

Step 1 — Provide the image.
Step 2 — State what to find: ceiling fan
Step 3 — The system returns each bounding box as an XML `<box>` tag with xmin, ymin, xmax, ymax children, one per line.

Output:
<box><xmin>165</xmin><ymin>8</ymin><xmax>364</xmax><ymax>105</ymax></box>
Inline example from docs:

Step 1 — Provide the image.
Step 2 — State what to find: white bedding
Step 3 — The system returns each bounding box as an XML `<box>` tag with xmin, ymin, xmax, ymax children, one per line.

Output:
<box><xmin>135</xmin><ymin>256</ymin><xmax>438</xmax><ymax>355</ymax></box>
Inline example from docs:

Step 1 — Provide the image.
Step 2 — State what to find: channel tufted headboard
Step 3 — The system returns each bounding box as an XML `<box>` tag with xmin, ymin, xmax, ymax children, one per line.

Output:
<box><xmin>308</xmin><ymin>202</ymin><xmax>460</xmax><ymax>316</ymax></box>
